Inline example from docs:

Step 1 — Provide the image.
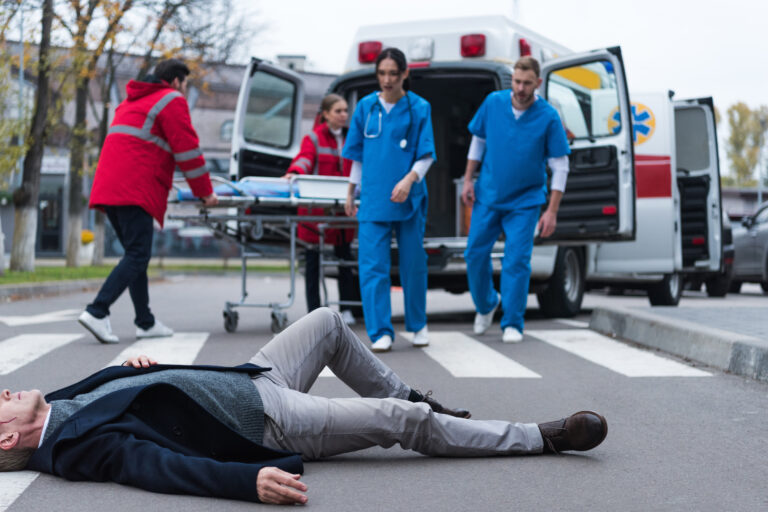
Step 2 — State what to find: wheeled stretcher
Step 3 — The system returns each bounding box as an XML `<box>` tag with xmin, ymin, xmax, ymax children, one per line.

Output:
<box><xmin>169</xmin><ymin>175</ymin><xmax>360</xmax><ymax>333</ymax></box>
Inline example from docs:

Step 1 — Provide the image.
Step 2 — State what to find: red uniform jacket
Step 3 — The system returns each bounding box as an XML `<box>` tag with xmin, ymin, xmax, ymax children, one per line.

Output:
<box><xmin>89</xmin><ymin>80</ymin><xmax>213</xmax><ymax>226</ymax></box>
<box><xmin>287</xmin><ymin>123</ymin><xmax>353</xmax><ymax>245</ymax></box>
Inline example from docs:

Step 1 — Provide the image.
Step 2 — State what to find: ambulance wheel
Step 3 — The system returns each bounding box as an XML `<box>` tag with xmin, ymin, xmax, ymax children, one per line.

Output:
<box><xmin>537</xmin><ymin>247</ymin><xmax>584</xmax><ymax>318</ymax></box>
<box><xmin>648</xmin><ymin>273</ymin><xmax>682</xmax><ymax>306</ymax></box>
<box><xmin>270</xmin><ymin>311</ymin><xmax>288</xmax><ymax>333</ymax></box>
<box><xmin>223</xmin><ymin>310</ymin><xmax>239</xmax><ymax>333</ymax></box>
<box><xmin>705</xmin><ymin>263</ymin><xmax>732</xmax><ymax>297</ymax></box>
<box><xmin>729</xmin><ymin>280</ymin><xmax>742</xmax><ymax>294</ymax></box>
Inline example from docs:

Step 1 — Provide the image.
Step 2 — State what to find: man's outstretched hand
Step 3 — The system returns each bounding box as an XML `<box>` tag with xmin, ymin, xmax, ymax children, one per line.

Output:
<box><xmin>257</xmin><ymin>467</ymin><xmax>308</xmax><ymax>505</ymax></box>
<box><xmin>122</xmin><ymin>355</ymin><xmax>158</xmax><ymax>368</ymax></box>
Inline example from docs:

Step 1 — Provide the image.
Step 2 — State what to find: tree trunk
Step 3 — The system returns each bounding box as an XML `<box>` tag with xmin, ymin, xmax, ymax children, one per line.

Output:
<box><xmin>93</xmin><ymin>210</ymin><xmax>105</xmax><ymax>265</ymax></box>
<box><xmin>65</xmin><ymin>79</ymin><xmax>89</xmax><ymax>267</ymax></box>
<box><xmin>10</xmin><ymin>0</ymin><xmax>53</xmax><ymax>272</ymax></box>
<box><xmin>0</xmin><ymin>215</ymin><xmax>5</xmax><ymax>276</ymax></box>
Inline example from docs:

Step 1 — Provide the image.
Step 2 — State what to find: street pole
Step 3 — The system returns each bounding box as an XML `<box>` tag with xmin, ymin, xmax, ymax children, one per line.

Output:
<box><xmin>759</xmin><ymin>119</ymin><xmax>766</xmax><ymax>206</ymax></box>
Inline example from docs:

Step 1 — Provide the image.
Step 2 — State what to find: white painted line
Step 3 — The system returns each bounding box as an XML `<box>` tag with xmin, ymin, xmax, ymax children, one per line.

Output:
<box><xmin>0</xmin><ymin>471</ymin><xmax>39</xmax><ymax>511</ymax></box>
<box><xmin>0</xmin><ymin>334</ymin><xmax>83</xmax><ymax>375</ymax></box>
<box><xmin>318</xmin><ymin>366</ymin><xmax>335</xmax><ymax>377</ymax></box>
<box><xmin>400</xmin><ymin>331</ymin><xmax>541</xmax><ymax>378</ymax></box>
<box><xmin>555</xmin><ymin>318</ymin><xmax>590</xmax><ymax>328</ymax></box>
<box><xmin>0</xmin><ymin>309</ymin><xmax>81</xmax><ymax>327</ymax></box>
<box><xmin>105</xmin><ymin>333</ymin><xmax>209</xmax><ymax>368</ymax></box>
<box><xmin>527</xmin><ymin>329</ymin><xmax>712</xmax><ymax>377</ymax></box>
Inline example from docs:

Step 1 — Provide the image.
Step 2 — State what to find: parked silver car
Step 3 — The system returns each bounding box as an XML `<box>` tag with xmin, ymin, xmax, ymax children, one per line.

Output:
<box><xmin>730</xmin><ymin>201</ymin><xmax>768</xmax><ymax>293</ymax></box>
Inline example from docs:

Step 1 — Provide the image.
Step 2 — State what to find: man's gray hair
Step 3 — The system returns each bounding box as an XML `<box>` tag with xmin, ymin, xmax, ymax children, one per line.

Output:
<box><xmin>0</xmin><ymin>447</ymin><xmax>34</xmax><ymax>471</ymax></box>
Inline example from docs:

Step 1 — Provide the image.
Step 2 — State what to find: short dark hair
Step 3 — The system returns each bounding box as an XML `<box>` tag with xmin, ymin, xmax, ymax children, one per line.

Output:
<box><xmin>153</xmin><ymin>59</ymin><xmax>191</xmax><ymax>84</ymax></box>
<box><xmin>514</xmin><ymin>56</ymin><xmax>541</xmax><ymax>78</ymax></box>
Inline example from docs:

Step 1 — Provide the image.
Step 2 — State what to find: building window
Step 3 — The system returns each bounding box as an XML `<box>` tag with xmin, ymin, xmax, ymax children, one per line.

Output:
<box><xmin>220</xmin><ymin>120</ymin><xmax>233</xmax><ymax>142</ymax></box>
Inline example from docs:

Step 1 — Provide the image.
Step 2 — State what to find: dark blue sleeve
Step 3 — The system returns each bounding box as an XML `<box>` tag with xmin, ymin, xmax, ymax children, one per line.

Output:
<box><xmin>414</xmin><ymin>101</ymin><xmax>436</xmax><ymax>161</ymax></box>
<box><xmin>53</xmin><ymin>432</ymin><xmax>303</xmax><ymax>503</ymax></box>
<box><xmin>342</xmin><ymin>99</ymin><xmax>365</xmax><ymax>162</ymax></box>
<box><xmin>468</xmin><ymin>94</ymin><xmax>490</xmax><ymax>139</ymax></box>
<box><xmin>546</xmin><ymin>111</ymin><xmax>571</xmax><ymax>158</ymax></box>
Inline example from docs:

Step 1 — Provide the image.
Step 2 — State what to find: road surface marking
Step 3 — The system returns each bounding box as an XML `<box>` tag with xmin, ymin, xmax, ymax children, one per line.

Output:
<box><xmin>555</xmin><ymin>318</ymin><xmax>590</xmax><ymax>328</ymax></box>
<box><xmin>400</xmin><ymin>331</ymin><xmax>541</xmax><ymax>378</ymax></box>
<box><xmin>0</xmin><ymin>472</ymin><xmax>39</xmax><ymax>511</ymax></box>
<box><xmin>105</xmin><ymin>333</ymin><xmax>209</xmax><ymax>368</ymax></box>
<box><xmin>0</xmin><ymin>309</ymin><xmax>81</xmax><ymax>327</ymax></box>
<box><xmin>319</xmin><ymin>366</ymin><xmax>335</xmax><ymax>377</ymax></box>
<box><xmin>0</xmin><ymin>334</ymin><xmax>83</xmax><ymax>375</ymax></box>
<box><xmin>527</xmin><ymin>329</ymin><xmax>712</xmax><ymax>377</ymax></box>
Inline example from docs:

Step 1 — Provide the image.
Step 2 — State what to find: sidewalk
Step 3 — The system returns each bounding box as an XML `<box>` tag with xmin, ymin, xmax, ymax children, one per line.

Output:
<box><xmin>586</xmin><ymin>287</ymin><xmax>768</xmax><ymax>382</ymax></box>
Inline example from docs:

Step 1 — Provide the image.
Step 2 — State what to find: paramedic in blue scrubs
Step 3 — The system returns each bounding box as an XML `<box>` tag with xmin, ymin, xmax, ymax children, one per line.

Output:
<box><xmin>461</xmin><ymin>56</ymin><xmax>570</xmax><ymax>344</ymax></box>
<box><xmin>343</xmin><ymin>47</ymin><xmax>436</xmax><ymax>353</ymax></box>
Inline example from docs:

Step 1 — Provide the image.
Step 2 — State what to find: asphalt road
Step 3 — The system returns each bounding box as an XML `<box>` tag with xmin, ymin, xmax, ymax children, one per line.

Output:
<box><xmin>1</xmin><ymin>275</ymin><xmax>766</xmax><ymax>511</ymax></box>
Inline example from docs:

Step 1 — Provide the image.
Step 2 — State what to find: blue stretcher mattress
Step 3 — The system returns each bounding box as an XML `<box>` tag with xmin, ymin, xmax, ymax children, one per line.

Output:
<box><xmin>175</xmin><ymin>180</ymin><xmax>290</xmax><ymax>201</ymax></box>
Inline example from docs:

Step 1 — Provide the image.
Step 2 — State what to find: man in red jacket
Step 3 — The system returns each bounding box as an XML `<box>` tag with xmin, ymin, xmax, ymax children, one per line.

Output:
<box><xmin>78</xmin><ymin>59</ymin><xmax>217</xmax><ymax>344</ymax></box>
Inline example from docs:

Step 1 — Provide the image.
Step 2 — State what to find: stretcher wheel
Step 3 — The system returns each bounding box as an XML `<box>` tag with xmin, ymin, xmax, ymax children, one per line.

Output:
<box><xmin>270</xmin><ymin>311</ymin><xmax>288</xmax><ymax>333</ymax></box>
<box><xmin>223</xmin><ymin>310</ymin><xmax>239</xmax><ymax>333</ymax></box>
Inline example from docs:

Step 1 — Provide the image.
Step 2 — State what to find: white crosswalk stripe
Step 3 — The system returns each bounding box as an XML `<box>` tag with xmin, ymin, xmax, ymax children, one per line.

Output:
<box><xmin>527</xmin><ymin>329</ymin><xmax>712</xmax><ymax>377</ymax></box>
<box><xmin>555</xmin><ymin>318</ymin><xmax>590</xmax><ymax>328</ymax></box>
<box><xmin>0</xmin><ymin>334</ymin><xmax>83</xmax><ymax>375</ymax></box>
<box><xmin>104</xmin><ymin>333</ymin><xmax>210</xmax><ymax>368</ymax></box>
<box><xmin>0</xmin><ymin>472</ymin><xmax>39</xmax><ymax>512</ymax></box>
<box><xmin>400</xmin><ymin>331</ymin><xmax>541</xmax><ymax>378</ymax></box>
<box><xmin>0</xmin><ymin>309</ymin><xmax>81</xmax><ymax>327</ymax></box>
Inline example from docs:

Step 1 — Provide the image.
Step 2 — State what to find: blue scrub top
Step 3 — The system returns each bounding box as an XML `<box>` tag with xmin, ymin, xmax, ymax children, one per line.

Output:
<box><xmin>343</xmin><ymin>91</ymin><xmax>436</xmax><ymax>222</ymax></box>
<box><xmin>468</xmin><ymin>91</ymin><xmax>570</xmax><ymax>210</ymax></box>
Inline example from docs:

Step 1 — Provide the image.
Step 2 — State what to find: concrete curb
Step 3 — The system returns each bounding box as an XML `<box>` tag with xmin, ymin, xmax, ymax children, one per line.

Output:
<box><xmin>590</xmin><ymin>305</ymin><xmax>768</xmax><ymax>382</ymax></box>
<box><xmin>0</xmin><ymin>279</ymin><xmax>107</xmax><ymax>302</ymax></box>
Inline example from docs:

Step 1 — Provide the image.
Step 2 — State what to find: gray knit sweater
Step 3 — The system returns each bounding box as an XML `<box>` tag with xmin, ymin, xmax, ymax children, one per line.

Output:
<box><xmin>43</xmin><ymin>370</ymin><xmax>264</xmax><ymax>445</ymax></box>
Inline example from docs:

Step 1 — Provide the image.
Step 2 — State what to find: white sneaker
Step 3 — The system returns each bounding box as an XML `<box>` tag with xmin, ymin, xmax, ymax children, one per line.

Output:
<box><xmin>371</xmin><ymin>335</ymin><xmax>393</xmax><ymax>353</ymax></box>
<box><xmin>340</xmin><ymin>310</ymin><xmax>356</xmax><ymax>325</ymax></box>
<box><xmin>136</xmin><ymin>320</ymin><xmax>174</xmax><ymax>339</ymax></box>
<box><xmin>502</xmin><ymin>327</ymin><xmax>523</xmax><ymax>344</ymax></box>
<box><xmin>473</xmin><ymin>293</ymin><xmax>501</xmax><ymax>335</ymax></box>
<box><xmin>411</xmin><ymin>325</ymin><xmax>429</xmax><ymax>347</ymax></box>
<box><xmin>78</xmin><ymin>311</ymin><xmax>119</xmax><ymax>344</ymax></box>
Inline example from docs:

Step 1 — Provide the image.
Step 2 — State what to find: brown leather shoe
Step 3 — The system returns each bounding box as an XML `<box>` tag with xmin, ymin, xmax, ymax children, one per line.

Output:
<box><xmin>420</xmin><ymin>391</ymin><xmax>471</xmax><ymax>419</ymax></box>
<box><xmin>538</xmin><ymin>410</ymin><xmax>608</xmax><ymax>453</ymax></box>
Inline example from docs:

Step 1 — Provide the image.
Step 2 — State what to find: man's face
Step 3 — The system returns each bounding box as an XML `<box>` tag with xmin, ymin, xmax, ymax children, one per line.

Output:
<box><xmin>511</xmin><ymin>68</ymin><xmax>542</xmax><ymax>106</ymax></box>
<box><xmin>0</xmin><ymin>389</ymin><xmax>45</xmax><ymax>434</ymax></box>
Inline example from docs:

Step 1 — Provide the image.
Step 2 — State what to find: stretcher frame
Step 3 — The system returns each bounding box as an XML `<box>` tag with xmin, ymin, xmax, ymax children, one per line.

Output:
<box><xmin>169</xmin><ymin>175</ymin><xmax>361</xmax><ymax>333</ymax></box>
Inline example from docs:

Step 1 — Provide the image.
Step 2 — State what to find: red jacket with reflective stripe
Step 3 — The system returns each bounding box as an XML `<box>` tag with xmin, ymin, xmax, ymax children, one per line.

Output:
<box><xmin>89</xmin><ymin>80</ymin><xmax>213</xmax><ymax>226</ymax></box>
<box><xmin>287</xmin><ymin>123</ymin><xmax>353</xmax><ymax>244</ymax></box>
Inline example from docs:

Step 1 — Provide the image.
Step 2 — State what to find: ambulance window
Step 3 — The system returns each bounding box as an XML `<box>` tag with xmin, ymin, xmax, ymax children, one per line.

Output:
<box><xmin>243</xmin><ymin>70</ymin><xmax>296</xmax><ymax>148</ymax></box>
<box><xmin>675</xmin><ymin>107</ymin><xmax>710</xmax><ymax>171</ymax></box>
<box><xmin>546</xmin><ymin>60</ymin><xmax>619</xmax><ymax>140</ymax></box>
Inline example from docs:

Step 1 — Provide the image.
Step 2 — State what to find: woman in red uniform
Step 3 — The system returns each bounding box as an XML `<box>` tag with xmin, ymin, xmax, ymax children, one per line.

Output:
<box><xmin>284</xmin><ymin>94</ymin><xmax>358</xmax><ymax>323</ymax></box>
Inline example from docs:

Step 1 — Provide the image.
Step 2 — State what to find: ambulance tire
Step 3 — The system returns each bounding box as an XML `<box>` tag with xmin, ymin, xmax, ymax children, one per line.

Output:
<box><xmin>537</xmin><ymin>247</ymin><xmax>584</xmax><ymax>318</ymax></box>
<box><xmin>728</xmin><ymin>281</ymin><xmax>742</xmax><ymax>294</ymax></box>
<box><xmin>704</xmin><ymin>263</ymin><xmax>732</xmax><ymax>297</ymax></box>
<box><xmin>648</xmin><ymin>273</ymin><xmax>682</xmax><ymax>306</ymax></box>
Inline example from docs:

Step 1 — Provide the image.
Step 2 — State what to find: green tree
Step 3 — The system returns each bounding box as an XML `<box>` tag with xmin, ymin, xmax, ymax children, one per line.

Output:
<box><xmin>726</xmin><ymin>102</ymin><xmax>768</xmax><ymax>186</ymax></box>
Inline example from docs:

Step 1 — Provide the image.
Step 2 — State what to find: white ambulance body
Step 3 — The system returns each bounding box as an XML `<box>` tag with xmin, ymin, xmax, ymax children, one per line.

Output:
<box><xmin>230</xmin><ymin>15</ymin><xmax>723</xmax><ymax>315</ymax></box>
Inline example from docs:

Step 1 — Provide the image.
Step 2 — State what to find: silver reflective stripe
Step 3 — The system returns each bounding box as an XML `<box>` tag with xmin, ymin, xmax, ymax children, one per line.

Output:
<box><xmin>316</xmin><ymin>147</ymin><xmax>339</xmax><ymax>156</ymax></box>
<box><xmin>294</xmin><ymin>157</ymin><xmax>311</xmax><ymax>171</ymax></box>
<box><xmin>174</xmin><ymin>147</ymin><xmax>203</xmax><ymax>162</ymax></box>
<box><xmin>107</xmin><ymin>125</ymin><xmax>171</xmax><ymax>152</ymax></box>
<box><xmin>107</xmin><ymin>90</ymin><xmax>184</xmax><ymax>154</ymax></box>
<box><xmin>182</xmin><ymin>165</ymin><xmax>208</xmax><ymax>179</ymax></box>
<box><xmin>143</xmin><ymin>90</ymin><xmax>183</xmax><ymax>131</ymax></box>
<box><xmin>308</xmin><ymin>132</ymin><xmax>320</xmax><ymax>174</ymax></box>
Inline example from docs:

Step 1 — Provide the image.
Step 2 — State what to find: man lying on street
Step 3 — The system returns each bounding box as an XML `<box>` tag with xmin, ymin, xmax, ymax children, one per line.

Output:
<box><xmin>0</xmin><ymin>308</ymin><xmax>607</xmax><ymax>505</ymax></box>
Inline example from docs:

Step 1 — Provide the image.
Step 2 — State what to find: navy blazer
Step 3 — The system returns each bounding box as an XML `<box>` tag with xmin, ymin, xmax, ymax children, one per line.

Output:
<box><xmin>27</xmin><ymin>363</ymin><xmax>303</xmax><ymax>503</ymax></box>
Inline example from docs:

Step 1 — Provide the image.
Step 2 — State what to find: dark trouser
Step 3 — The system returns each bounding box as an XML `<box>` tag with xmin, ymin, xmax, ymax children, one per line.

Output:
<box><xmin>86</xmin><ymin>205</ymin><xmax>155</xmax><ymax>329</ymax></box>
<box><xmin>305</xmin><ymin>243</ymin><xmax>358</xmax><ymax>314</ymax></box>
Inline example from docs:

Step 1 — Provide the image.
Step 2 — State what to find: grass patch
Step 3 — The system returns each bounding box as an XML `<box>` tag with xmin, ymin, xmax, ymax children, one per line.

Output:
<box><xmin>0</xmin><ymin>262</ymin><xmax>289</xmax><ymax>285</ymax></box>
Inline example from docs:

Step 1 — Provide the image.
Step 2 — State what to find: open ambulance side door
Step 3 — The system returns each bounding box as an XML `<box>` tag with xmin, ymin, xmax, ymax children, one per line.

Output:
<box><xmin>673</xmin><ymin>97</ymin><xmax>722</xmax><ymax>272</ymax></box>
<box><xmin>539</xmin><ymin>46</ymin><xmax>635</xmax><ymax>242</ymax></box>
<box><xmin>230</xmin><ymin>58</ymin><xmax>305</xmax><ymax>179</ymax></box>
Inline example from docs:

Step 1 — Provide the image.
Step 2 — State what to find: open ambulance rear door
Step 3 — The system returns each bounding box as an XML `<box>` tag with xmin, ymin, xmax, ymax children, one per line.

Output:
<box><xmin>673</xmin><ymin>97</ymin><xmax>722</xmax><ymax>273</ymax></box>
<box><xmin>230</xmin><ymin>58</ymin><xmax>305</xmax><ymax>179</ymax></box>
<box><xmin>539</xmin><ymin>46</ymin><xmax>636</xmax><ymax>242</ymax></box>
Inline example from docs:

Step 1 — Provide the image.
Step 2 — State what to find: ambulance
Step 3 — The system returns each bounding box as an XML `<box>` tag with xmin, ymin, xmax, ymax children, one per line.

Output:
<box><xmin>230</xmin><ymin>16</ymin><xmax>724</xmax><ymax>316</ymax></box>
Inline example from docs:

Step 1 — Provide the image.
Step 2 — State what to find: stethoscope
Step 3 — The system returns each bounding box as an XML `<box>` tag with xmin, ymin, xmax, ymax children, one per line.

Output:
<box><xmin>363</xmin><ymin>93</ymin><xmax>413</xmax><ymax>150</ymax></box>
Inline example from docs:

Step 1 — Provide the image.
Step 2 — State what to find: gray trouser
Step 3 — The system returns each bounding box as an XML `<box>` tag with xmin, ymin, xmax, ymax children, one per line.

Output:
<box><xmin>250</xmin><ymin>308</ymin><xmax>543</xmax><ymax>460</ymax></box>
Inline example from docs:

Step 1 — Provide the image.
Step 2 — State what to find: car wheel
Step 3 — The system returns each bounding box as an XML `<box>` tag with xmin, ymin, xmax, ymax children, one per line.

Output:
<box><xmin>761</xmin><ymin>282</ymin><xmax>768</xmax><ymax>294</ymax></box>
<box><xmin>705</xmin><ymin>264</ymin><xmax>733</xmax><ymax>297</ymax></box>
<box><xmin>537</xmin><ymin>247</ymin><xmax>584</xmax><ymax>318</ymax></box>
<box><xmin>729</xmin><ymin>280</ymin><xmax>742</xmax><ymax>294</ymax></box>
<box><xmin>648</xmin><ymin>273</ymin><xmax>682</xmax><ymax>306</ymax></box>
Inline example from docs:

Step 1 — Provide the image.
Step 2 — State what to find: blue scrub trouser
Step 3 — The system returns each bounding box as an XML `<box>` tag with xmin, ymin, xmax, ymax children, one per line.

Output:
<box><xmin>464</xmin><ymin>202</ymin><xmax>540</xmax><ymax>333</ymax></box>
<box><xmin>357</xmin><ymin>213</ymin><xmax>427</xmax><ymax>342</ymax></box>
